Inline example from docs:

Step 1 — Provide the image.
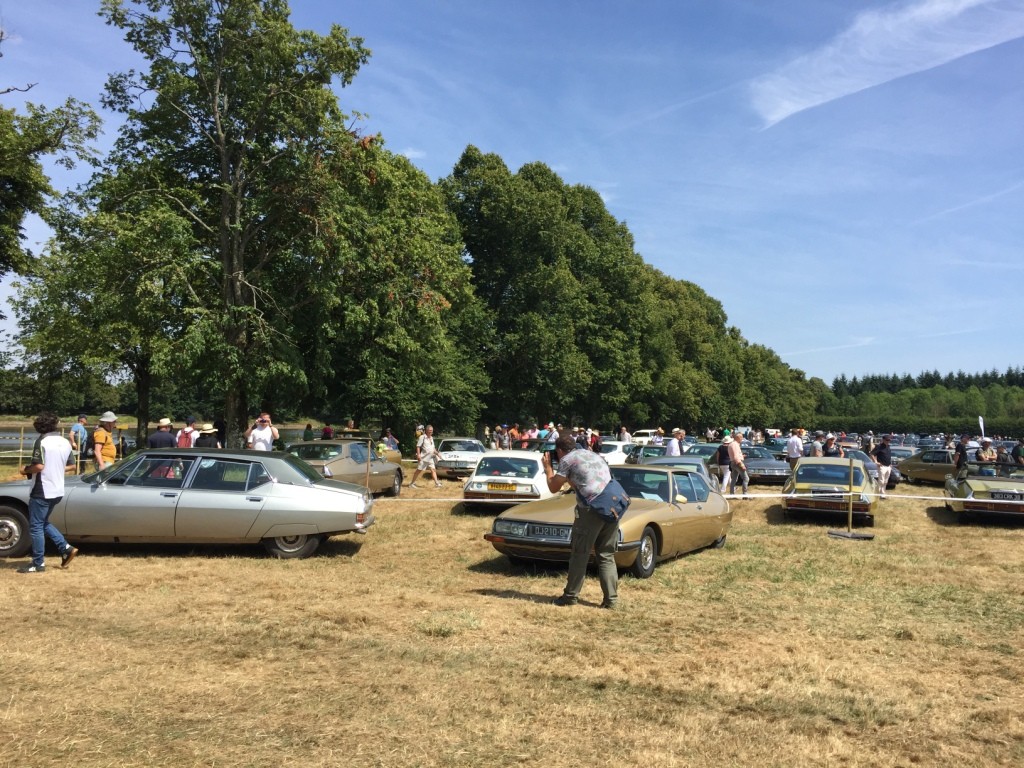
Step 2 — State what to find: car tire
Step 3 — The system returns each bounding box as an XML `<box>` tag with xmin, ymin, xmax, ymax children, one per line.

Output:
<box><xmin>630</xmin><ymin>525</ymin><xmax>658</xmax><ymax>579</ymax></box>
<box><xmin>0</xmin><ymin>504</ymin><xmax>31</xmax><ymax>559</ymax></box>
<box><xmin>262</xmin><ymin>533</ymin><xmax>322</xmax><ymax>559</ymax></box>
<box><xmin>711</xmin><ymin>534</ymin><xmax>727</xmax><ymax>549</ymax></box>
<box><xmin>387</xmin><ymin>471</ymin><xmax>402</xmax><ymax>497</ymax></box>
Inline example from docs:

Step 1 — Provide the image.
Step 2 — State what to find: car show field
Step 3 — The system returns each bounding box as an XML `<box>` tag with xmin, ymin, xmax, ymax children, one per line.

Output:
<box><xmin>5</xmin><ymin>479</ymin><xmax>1022</xmax><ymax>767</ymax></box>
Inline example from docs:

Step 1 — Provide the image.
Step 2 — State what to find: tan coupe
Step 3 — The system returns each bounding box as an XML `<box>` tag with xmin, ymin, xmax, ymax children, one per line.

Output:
<box><xmin>483</xmin><ymin>465</ymin><xmax>731</xmax><ymax>578</ymax></box>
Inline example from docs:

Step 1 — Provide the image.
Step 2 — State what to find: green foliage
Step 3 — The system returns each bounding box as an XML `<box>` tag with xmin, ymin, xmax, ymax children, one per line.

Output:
<box><xmin>0</xmin><ymin>98</ymin><xmax>100</xmax><ymax>288</ymax></box>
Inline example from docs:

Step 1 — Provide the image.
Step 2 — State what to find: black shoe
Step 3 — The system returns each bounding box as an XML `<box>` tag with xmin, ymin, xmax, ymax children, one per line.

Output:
<box><xmin>18</xmin><ymin>564</ymin><xmax>45</xmax><ymax>573</ymax></box>
<box><xmin>553</xmin><ymin>595</ymin><xmax>578</xmax><ymax>606</ymax></box>
<box><xmin>61</xmin><ymin>546</ymin><xmax>79</xmax><ymax>569</ymax></box>
<box><xmin>599</xmin><ymin>600</ymin><xmax>617</xmax><ymax>610</ymax></box>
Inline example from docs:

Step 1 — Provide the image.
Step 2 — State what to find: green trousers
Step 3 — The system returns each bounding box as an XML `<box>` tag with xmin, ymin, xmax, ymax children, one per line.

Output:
<box><xmin>562</xmin><ymin>504</ymin><xmax>619</xmax><ymax>603</ymax></box>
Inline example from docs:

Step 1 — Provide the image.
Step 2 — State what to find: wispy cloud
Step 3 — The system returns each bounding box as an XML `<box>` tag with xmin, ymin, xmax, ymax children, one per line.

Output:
<box><xmin>750</xmin><ymin>0</ymin><xmax>1024</xmax><ymax>126</ymax></box>
<box><xmin>399</xmin><ymin>147</ymin><xmax>426</xmax><ymax>160</ymax></box>
<box><xmin>785</xmin><ymin>336</ymin><xmax>877</xmax><ymax>356</ymax></box>
<box><xmin>912</xmin><ymin>179</ymin><xmax>1024</xmax><ymax>223</ymax></box>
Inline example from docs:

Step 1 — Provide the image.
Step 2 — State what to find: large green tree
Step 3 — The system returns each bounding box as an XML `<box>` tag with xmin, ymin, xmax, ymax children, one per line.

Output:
<box><xmin>98</xmin><ymin>0</ymin><xmax>372</xmax><ymax>443</ymax></box>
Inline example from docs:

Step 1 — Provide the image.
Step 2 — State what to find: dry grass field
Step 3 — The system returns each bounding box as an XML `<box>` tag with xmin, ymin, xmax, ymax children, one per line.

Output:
<box><xmin>4</xmin><ymin>480</ymin><xmax>1023</xmax><ymax>767</ymax></box>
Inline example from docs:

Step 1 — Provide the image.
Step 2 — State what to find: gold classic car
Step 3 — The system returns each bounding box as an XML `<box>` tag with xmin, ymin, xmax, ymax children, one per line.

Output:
<box><xmin>897</xmin><ymin>449</ymin><xmax>954</xmax><ymax>485</ymax></box>
<box><xmin>483</xmin><ymin>465</ymin><xmax>731</xmax><ymax>578</ymax></box>
<box><xmin>781</xmin><ymin>457</ymin><xmax>879</xmax><ymax>525</ymax></box>
<box><xmin>286</xmin><ymin>440</ymin><xmax>403</xmax><ymax>496</ymax></box>
<box><xmin>944</xmin><ymin>460</ymin><xmax>1024</xmax><ymax>518</ymax></box>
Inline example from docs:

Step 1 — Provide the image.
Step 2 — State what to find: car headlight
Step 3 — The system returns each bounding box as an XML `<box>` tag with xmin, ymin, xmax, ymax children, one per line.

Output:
<box><xmin>493</xmin><ymin>520</ymin><xmax>528</xmax><ymax>537</ymax></box>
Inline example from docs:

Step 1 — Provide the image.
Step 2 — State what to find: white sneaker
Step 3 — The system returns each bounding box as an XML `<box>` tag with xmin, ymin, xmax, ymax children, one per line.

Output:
<box><xmin>409</xmin><ymin>483</ymin><xmax>419</xmax><ymax>489</ymax></box>
<box><xmin>435</xmin><ymin>482</ymin><xmax>443</xmax><ymax>488</ymax></box>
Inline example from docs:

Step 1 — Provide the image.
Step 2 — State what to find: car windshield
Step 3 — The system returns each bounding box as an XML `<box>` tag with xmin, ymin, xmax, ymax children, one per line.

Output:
<box><xmin>687</xmin><ymin>444</ymin><xmax>718</xmax><ymax>458</ymax></box>
<box><xmin>289</xmin><ymin>443</ymin><xmax>344</xmax><ymax>460</ymax></box>
<box><xmin>438</xmin><ymin>440</ymin><xmax>485</xmax><ymax>453</ymax></box>
<box><xmin>742</xmin><ymin>446</ymin><xmax>774</xmax><ymax>459</ymax></box>
<box><xmin>599</xmin><ymin>443</ymin><xmax>623</xmax><ymax>454</ymax></box>
<box><xmin>475</xmin><ymin>456</ymin><xmax>539</xmax><ymax>478</ymax></box>
<box><xmin>637</xmin><ymin>445</ymin><xmax>666</xmax><ymax>458</ymax></box>
<box><xmin>796</xmin><ymin>464</ymin><xmax>865</xmax><ymax>485</ymax></box>
<box><xmin>844</xmin><ymin>449</ymin><xmax>875</xmax><ymax>464</ymax></box>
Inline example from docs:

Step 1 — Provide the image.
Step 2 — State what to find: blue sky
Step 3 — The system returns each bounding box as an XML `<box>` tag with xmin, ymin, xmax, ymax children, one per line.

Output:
<box><xmin>2</xmin><ymin>0</ymin><xmax>1023</xmax><ymax>385</ymax></box>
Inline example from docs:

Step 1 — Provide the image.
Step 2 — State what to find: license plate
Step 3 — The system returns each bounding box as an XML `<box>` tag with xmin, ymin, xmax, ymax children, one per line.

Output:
<box><xmin>992</xmin><ymin>492</ymin><xmax>1021</xmax><ymax>501</ymax></box>
<box><xmin>488</xmin><ymin>483</ymin><xmax>517</xmax><ymax>492</ymax></box>
<box><xmin>530</xmin><ymin>524</ymin><xmax>570</xmax><ymax>539</ymax></box>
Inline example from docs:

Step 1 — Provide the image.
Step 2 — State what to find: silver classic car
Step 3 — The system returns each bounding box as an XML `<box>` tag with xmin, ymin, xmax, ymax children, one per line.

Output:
<box><xmin>0</xmin><ymin>448</ymin><xmax>375</xmax><ymax>560</ymax></box>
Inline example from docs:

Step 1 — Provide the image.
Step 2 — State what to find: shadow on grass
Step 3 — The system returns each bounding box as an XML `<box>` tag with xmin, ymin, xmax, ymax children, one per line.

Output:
<box><xmin>471</xmin><ymin>587</ymin><xmax>566</xmax><ymax>605</ymax></box>
<box><xmin>766</xmin><ymin>503</ymin><xmax>874</xmax><ymax>529</ymax></box>
<box><xmin>4</xmin><ymin>536</ymin><xmax>364</xmax><ymax>563</ymax></box>
<box><xmin>926</xmin><ymin>504</ymin><xmax>1024</xmax><ymax>529</ymax></box>
<box><xmin>450</xmin><ymin>501</ymin><xmax>506</xmax><ymax>517</ymax></box>
<box><xmin>469</xmin><ymin>553</ymin><xmax>568</xmax><ymax>577</ymax></box>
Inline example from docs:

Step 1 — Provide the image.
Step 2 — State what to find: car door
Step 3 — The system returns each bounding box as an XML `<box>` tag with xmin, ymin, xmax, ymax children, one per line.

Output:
<box><xmin>666</xmin><ymin>473</ymin><xmax>718</xmax><ymax>552</ymax></box>
<box><xmin>173</xmin><ymin>458</ymin><xmax>270</xmax><ymax>539</ymax></box>
<box><xmin>922</xmin><ymin>450</ymin><xmax>953</xmax><ymax>483</ymax></box>
<box><xmin>62</xmin><ymin>455</ymin><xmax>194</xmax><ymax>537</ymax></box>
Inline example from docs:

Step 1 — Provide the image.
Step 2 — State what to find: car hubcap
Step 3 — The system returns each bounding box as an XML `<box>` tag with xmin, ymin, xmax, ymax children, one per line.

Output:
<box><xmin>0</xmin><ymin>518</ymin><xmax>20</xmax><ymax>552</ymax></box>
<box><xmin>640</xmin><ymin>535</ymin><xmax>654</xmax><ymax>570</ymax></box>
<box><xmin>274</xmin><ymin>535</ymin><xmax>308</xmax><ymax>553</ymax></box>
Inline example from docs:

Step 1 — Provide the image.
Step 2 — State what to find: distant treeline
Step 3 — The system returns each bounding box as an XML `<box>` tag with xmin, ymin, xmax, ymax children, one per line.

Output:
<box><xmin>831</xmin><ymin>368</ymin><xmax>1024</xmax><ymax>396</ymax></box>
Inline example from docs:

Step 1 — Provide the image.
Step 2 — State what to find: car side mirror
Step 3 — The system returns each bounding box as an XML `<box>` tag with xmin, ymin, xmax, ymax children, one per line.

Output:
<box><xmin>675</xmin><ymin>494</ymin><xmax>688</xmax><ymax>504</ymax></box>
<box><xmin>322</xmin><ymin>467</ymin><xmax>333</xmax><ymax>478</ymax></box>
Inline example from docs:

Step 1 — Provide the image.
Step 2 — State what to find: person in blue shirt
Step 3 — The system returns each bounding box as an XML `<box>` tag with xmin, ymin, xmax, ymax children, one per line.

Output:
<box><xmin>69</xmin><ymin>414</ymin><xmax>89</xmax><ymax>474</ymax></box>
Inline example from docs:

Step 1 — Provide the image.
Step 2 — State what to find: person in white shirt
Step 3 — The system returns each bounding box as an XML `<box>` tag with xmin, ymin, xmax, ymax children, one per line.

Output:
<box><xmin>19</xmin><ymin>412</ymin><xmax>77</xmax><ymax>573</ymax></box>
<box><xmin>786</xmin><ymin>428</ymin><xmax>805</xmax><ymax>470</ymax></box>
<box><xmin>666</xmin><ymin>428</ymin><xmax>683</xmax><ymax>457</ymax></box>
<box><xmin>176</xmin><ymin>416</ymin><xmax>200</xmax><ymax>447</ymax></box>
<box><xmin>245</xmin><ymin>412</ymin><xmax>279</xmax><ymax>451</ymax></box>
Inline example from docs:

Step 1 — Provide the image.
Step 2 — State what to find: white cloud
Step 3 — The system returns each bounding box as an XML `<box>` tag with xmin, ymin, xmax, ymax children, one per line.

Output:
<box><xmin>750</xmin><ymin>0</ymin><xmax>1024</xmax><ymax>126</ymax></box>
<box><xmin>784</xmin><ymin>336</ymin><xmax>876</xmax><ymax>356</ymax></box>
<box><xmin>400</xmin><ymin>148</ymin><xmax>426</xmax><ymax>160</ymax></box>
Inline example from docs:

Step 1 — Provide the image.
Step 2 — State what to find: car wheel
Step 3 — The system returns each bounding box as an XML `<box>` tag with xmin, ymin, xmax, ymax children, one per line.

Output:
<box><xmin>630</xmin><ymin>525</ymin><xmax>657</xmax><ymax>579</ymax></box>
<box><xmin>262</xmin><ymin>534</ymin><xmax>322</xmax><ymax>559</ymax></box>
<box><xmin>387</xmin><ymin>471</ymin><xmax>402</xmax><ymax>497</ymax></box>
<box><xmin>0</xmin><ymin>504</ymin><xmax>31</xmax><ymax>559</ymax></box>
<box><xmin>711</xmin><ymin>534</ymin><xmax>727</xmax><ymax>549</ymax></box>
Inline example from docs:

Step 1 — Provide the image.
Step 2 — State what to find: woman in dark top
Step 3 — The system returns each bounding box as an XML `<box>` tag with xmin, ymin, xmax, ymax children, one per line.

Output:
<box><xmin>822</xmin><ymin>434</ymin><xmax>844</xmax><ymax>458</ymax></box>
<box><xmin>194</xmin><ymin>424</ymin><xmax>222</xmax><ymax>449</ymax></box>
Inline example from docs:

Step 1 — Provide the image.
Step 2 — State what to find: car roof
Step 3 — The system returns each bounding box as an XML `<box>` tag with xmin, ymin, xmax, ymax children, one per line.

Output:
<box><xmin>477</xmin><ymin>449</ymin><xmax>542</xmax><ymax>459</ymax></box>
<box><xmin>138</xmin><ymin>447</ymin><xmax>289</xmax><ymax>460</ymax></box>
<box><xmin>797</xmin><ymin>456</ymin><xmax>868</xmax><ymax>467</ymax></box>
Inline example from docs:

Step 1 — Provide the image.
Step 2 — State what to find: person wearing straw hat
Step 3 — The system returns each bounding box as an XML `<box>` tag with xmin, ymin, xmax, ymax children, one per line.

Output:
<box><xmin>194</xmin><ymin>423</ymin><xmax>222</xmax><ymax>449</ymax></box>
<box><xmin>147</xmin><ymin>417</ymin><xmax>177</xmax><ymax>448</ymax></box>
<box><xmin>93</xmin><ymin>411</ymin><xmax>119</xmax><ymax>471</ymax></box>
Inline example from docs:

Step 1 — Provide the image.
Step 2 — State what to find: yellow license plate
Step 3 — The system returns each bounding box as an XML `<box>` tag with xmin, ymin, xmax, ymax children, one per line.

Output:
<box><xmin>488</xmin><ymin>483</ymin><xmax>517</xmax><ymax>492</ymax></box>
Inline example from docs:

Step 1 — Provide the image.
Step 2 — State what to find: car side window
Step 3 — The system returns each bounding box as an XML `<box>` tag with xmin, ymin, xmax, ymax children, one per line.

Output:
<box><xmin>673</xmin><ymin>474</ymin><xmax>697</xmax><ymax>503</ymax></box>
<box><xmin>350</xmin><ymin>443</ymin><xmax>368</xmax><ymax>463</ymax></box>
<box><xmin>689</xmin><ymin>474</ymin><xmax>711</xmax><ymax>502</ymax></box>
<box><xmin>110</xmin><ymin>456</ymin><xmax>194</xmax><ymax>488</ymax></box>
<box><xmin>190</xmin><ymin>459</ymin><xmax>251</xmax><ymax>492</ymax></box>
<box><xmin>247</xmin><ymin>463</ymin><xmax>272</xmax><ymax>491</ymax></box>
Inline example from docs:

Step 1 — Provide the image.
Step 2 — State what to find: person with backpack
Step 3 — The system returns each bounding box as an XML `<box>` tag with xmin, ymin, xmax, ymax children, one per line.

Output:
<box><xmin>176</xmin><ymin>416</ymin><xmax>199</xmax><ymax>448</ymax></box>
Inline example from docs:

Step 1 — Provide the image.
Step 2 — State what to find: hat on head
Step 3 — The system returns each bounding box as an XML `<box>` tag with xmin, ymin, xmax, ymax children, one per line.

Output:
<box><xmin>672</xmin><ymin>427</ymin><xmax>682</xmax><ymax>434</ymax></box>
<box><xmin>157</xmin><ymin>417</ymin><xmax>172</xmax><ymax>427</ymax></box>
<box><xmin>826</xmin><ymin>433</ymin><xmax>835</xmax><ymax>440</ymax></box>
<box><xmin>200</xmin><ymin>423</ymin><xmax>217</xmax><ymax>434</ymax></box>
<box><xmin>99</xmin><ymin>411</ymin><xmax>118</xmax><ymax>422</ymax></box>
<box><xmin>185</xmin><ymin>415</ymin><xmax>196</xmax><ymax>425</ymax></box>
<box><xmin>982</xmin><ymin>437</ymin><xmax>992</xmax><ymax>443</ymax></box>
<box><xmin>722</xmin><ymin>435</ymin><xmax>733</xmax><ymax>444</ymax></box>
<box><xmin>657</xmin><ymin>427</ymin><xmax>664</xmax><ymax>434</ymax></box>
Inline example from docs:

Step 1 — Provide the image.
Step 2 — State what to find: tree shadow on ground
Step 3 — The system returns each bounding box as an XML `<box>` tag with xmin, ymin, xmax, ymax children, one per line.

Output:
<box><xmin>6</xmin><ymin>537</ymin><xmax>362</xmax><ymax>563</ymax></box>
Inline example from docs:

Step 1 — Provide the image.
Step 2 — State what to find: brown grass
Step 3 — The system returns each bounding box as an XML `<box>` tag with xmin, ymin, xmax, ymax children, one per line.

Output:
<box><xmin>4</xmin><ymin>481</ymin><xmax>1023</xmax><ymax>767</ymax></box>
